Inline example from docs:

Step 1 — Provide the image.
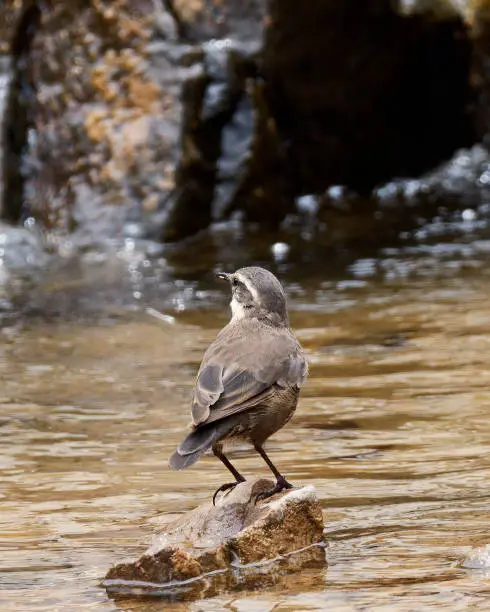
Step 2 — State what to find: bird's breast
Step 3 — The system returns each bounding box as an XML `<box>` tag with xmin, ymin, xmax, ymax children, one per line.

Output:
<box><xmin>246</xmin><ymin>384</ymin><xmax>299</xmax><ymax>446</ymax></box>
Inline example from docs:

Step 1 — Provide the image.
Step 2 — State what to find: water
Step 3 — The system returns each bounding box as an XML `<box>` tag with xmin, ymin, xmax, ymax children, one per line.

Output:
<box><xmin>2</xmin><ymin>246</ymin><xmax>490</xmax><ymax>611</ymax></box>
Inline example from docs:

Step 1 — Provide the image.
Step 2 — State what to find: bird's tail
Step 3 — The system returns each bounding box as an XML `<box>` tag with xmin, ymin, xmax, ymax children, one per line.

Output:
<box><xmin>168</xmin><ymin>418</ymin><xmax>236</xmax><ymax>470</ymax></box>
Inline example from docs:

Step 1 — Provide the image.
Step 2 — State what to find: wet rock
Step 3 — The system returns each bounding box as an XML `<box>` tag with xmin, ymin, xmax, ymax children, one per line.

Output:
<box><xmin>0</xmin><ymin>1</ymin><xmax>40</xmax><ymax>223</ymax></box>
<box><xmin>398</xmin><ymin>0</ymin><xmax>489</xmax><ymax>22</ymax></box>
<box><xmin>399</xmin><ymin>2</ymin><xmax>490</xmax><ymax>163</ymax></box>
<box><xmin>6</xmin><ymin>0</ymin><xmax>282</xmax><ymax>245</ymax></box>
<box><xmin>20</xmin><ymin>0</ymin><xmax>184</xmax><ymax>244</ymax></box>
<box><xmin>3</xmin><ymin>0</ymin><xmax>490</xmax><ymax>247</ymax></box>
<box><xmin>463</xmin><ymin>543</ymin><xmax>490</xmax><ymax>570</ymax></box>
<box><xmin>398</xmin><ymin>0</ymin><xmax>466</xmax><ymax>19</ymax></box>
<box><xmin>0</xmin><ymin>220</ymin><xmax>48</xmax><ymax>273</ymax></box>
<box><xmin>264</xmin><ymin>1</ymin><xmax>473</xmax><ymax>194</ymax></box>
<box><xmin>0</xmin><ymin>220</ymin><xmax>49</xmax><ymax>313</ymax></box>
<box><xmin>0</xmin><ymin>55</ymin><xmax>12</xmax><ymax>217</ymax></box>
<box><xmin>171</xmin><ymin>0</ymin><xmax>268</xmax><ymax>43</ymax></box>
<box><xmin>0</xmin><ymin>0</ymin><xmax>22</xmax><ymax>217</ymax></box>
<box><xmin>371</xmin><ymin>145</ymin><xmax>490</xmax><ymax>210</ymax></box>
<box><xmin>0</xmin><ymin>1</ymin><xmax>24</xmax><ymax>56</ymax></box>
<box><xmin>104</xmin><ymin>478</ymin><xmax>326</xmax><ymax>601</ymax></box>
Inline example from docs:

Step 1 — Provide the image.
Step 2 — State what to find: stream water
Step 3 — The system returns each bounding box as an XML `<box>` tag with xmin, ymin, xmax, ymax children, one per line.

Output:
<box><xmin>3</xmin><ymin>219</ymin><xmax>490</xmax><ymax>611</ymax></box>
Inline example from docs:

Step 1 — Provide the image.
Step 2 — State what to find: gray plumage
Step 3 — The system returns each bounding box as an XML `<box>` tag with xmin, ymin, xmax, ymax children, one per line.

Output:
<box><xmin>169</xmin><ymin>266</ymin><xmax>308</xmax><ymax>502</ymax></box>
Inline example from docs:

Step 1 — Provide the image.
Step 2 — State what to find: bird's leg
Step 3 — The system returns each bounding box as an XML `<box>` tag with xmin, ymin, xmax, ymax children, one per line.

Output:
<box><xmin>212</xmin><ymin>444</ymin><xmax>246</xmax><ymax>505</ymax></box>
<box><xmin>253</xmin><ymin>444</ymin><xmax>293</xmax><ymax>503</ymax></box>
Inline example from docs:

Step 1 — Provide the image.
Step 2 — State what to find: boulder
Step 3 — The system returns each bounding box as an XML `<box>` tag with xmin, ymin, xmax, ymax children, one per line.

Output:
<box><xmin>2</xmin><ymin>0</ymin><xmax>489</xmax><ymax>246</ymax></box>
<box><xmin>104</xmin><ymin>478</ymin><xmax>326</xmax><ymax>601</ymax></box>
<box><xmin>5</xmin><ymin>0</ymin><xmax>275</xmax><ymax>245</ymax></box>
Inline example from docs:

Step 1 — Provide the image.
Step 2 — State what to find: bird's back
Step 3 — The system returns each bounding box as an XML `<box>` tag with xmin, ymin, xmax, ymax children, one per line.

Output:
<box><xmin>191</xmin><ymin>317</ymin><xmax>307</xmax><ymax>428</ymax></box>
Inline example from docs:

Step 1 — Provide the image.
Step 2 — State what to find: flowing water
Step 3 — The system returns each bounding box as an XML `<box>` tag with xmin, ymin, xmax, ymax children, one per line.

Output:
<box><xmin>3</xmin><ymin>225</ymin><xmax>490</xmax><ymax>611</ymax></box>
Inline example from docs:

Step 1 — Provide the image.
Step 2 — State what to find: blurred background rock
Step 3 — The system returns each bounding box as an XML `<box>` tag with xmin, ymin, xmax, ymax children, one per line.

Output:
<box><xmin>2</xmin><ymin>0</ymin><xmax>490</xmax><ymax>314</ymax></box>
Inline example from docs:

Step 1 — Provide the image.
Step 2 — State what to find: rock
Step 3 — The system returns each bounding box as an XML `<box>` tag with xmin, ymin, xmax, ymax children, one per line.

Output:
<box><xmin>0</xmin><ymin>1</ymin><xmax>40</xmax><ymax>223</ymax></box>
<box><xmin>398</xmin><ymin>0</ymin><xmax>466</xmax><ymax>19</ymax></box>
<box><xmin>0</xmin><ymin>55</ymin><xmax>12</xmax><ymax>218</ymax></box>
<box><xmin>462</xmin><ymin>543</ymin><xmax>490</xmax><ymax>570</ymax></box>
<box><xmin>104</xmin><ymin>478</ymin><xmax>326</xmax><ymax>601</ymax></box>
<box><xmin>0</xmin><ymin>1</ymin><xmax>25</xmax><ymax>57</ymax></box>
<box><xmin>0</xmin><ymin>220</ymin><xmax>49</xmax><ymax>315</ymax></box>
<box><xmin>0</xmin><ymin>221</ymin><xmax>48</xmax><ymax>273</ymax></box>
<box><xmin>263</xmin><ymin>1</ymin><xmax>473</xmax><ymax>194</ymax></box>
<box><xmin>3</xmin><ymin>0</ymin><xmax>490</xmax><ymax>247</ymax></box>
<box><xmin>398</xmin><ymin>0</ymin><xmax>487</xmax><ymax>23</ymax></box>
<box><xmin>20</xmin><ymin>0</ymin><xmax>185</xmax><ymax>244</ymax></box>
<box><xmin>4</xmin><ymin>0</ymin><xmax>285</xmax><ymax>244</ymax></box>
<box><xmin>0</xmin><ymin>0</ymin><xmax>21</xmax><ymax>218</ymax></box>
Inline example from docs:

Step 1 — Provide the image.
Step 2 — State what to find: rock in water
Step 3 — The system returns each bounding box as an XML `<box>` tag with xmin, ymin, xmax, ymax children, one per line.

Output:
<box><xmin>462</xmin><ymin>543</ymin><xmax>490</xmax><ymax>570</ymax></box>
<box><xmin>104</xmin><ymin>478</ymin><xmax>326</xmax><ymax>601</ymax></box>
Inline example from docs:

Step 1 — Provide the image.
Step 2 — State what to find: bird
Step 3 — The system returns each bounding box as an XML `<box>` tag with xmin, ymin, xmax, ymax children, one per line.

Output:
<box><xmin>168</xmin><ymin>266</ymin><xmax>308</xmax><ymax>504</ymax></box>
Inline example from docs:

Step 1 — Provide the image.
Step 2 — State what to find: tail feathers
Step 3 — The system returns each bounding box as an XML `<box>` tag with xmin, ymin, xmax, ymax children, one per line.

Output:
<box><xmin>169</xmin><ymin>419</ymin><xmax>235</xmax><ymax>471</ymax></box>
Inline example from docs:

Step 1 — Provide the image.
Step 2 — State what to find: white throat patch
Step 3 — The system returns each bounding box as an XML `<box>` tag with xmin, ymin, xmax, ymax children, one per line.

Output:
<box><xmin>230</xmin><ymin>297</ymin><xmax>246</xmax><ymax>320</ymax></box>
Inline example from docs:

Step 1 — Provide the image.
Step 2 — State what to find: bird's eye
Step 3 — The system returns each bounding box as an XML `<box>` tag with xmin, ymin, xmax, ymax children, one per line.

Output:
<box><xmin>232</xmin><ymin>277</ymin><xmax>239</xmax><ymax>287</ymax></box>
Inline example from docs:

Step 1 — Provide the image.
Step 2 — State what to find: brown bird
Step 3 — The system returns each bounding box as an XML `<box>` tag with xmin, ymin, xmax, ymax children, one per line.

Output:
<box><xmin>169</xmin><ymin>266</ymin><xmax>308</xmax><ymax>503</ymax></box>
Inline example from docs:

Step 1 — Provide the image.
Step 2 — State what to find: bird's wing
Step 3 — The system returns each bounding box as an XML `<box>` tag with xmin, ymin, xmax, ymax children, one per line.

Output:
<box><xmin>191</xmin><ymin>325</ymin><xmax>307</xmax><ymax>427</ymax></box>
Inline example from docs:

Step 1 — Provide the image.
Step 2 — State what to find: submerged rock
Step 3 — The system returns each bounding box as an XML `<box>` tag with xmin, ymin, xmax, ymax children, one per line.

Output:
<box><xmin>104</xmin><ymin>478</ymin><xmax>326</xmax><ymax>601</ymax></box>
<box><xmin>462</xmin><ymin>543</ymin><xmax>490</xmax><ymax>570</ymax></box>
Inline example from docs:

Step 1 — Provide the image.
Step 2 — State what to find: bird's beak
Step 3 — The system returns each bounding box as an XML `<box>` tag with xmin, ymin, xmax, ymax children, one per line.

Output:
<box><xmin>216</xmin><ymin>272</ymin><xmax>231</xmax><ymax>282</ymax></box>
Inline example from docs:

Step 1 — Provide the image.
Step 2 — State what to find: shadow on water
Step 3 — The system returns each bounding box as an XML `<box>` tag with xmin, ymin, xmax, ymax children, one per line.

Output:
<box><xmin>3</xmin><ymin>208</ymin><xmax>490</xmax><ymax>610</ymax></box>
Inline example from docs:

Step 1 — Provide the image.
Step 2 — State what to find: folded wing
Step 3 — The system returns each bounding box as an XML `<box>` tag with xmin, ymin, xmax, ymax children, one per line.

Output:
<box><xmin>191</xmin><ymin>324</ymin><xmax>307</xmax><ymax>427</ymax></box>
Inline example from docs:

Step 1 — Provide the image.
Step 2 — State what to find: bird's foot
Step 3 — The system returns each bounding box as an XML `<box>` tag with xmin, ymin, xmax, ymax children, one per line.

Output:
<box><xmin>212</xmin><ymin>479</ymin><xmax>246</xmax><ymax>505</ymax></box>
<box><xmin>254</xmin><ymin>475</ymin><xmax>293</xmax><ymax>504</ymax></box>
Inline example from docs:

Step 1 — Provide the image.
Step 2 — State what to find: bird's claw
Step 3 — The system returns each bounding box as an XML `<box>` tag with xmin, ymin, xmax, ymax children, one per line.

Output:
<box><xmin>254</xmin><ymin>475</ymin><xmax>293</xmax><ymax>504</ymax></box>
<box><xmin>212</xmin><ymin>480</ymin><xmax>245</xmax><ymax>505</ymax></box>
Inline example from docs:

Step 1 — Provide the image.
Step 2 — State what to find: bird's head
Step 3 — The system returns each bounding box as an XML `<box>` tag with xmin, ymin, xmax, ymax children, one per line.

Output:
<box><xmin>216</xmin><ymin>266</ymin><xmax>288</xmax><ymax>326</ymax></box>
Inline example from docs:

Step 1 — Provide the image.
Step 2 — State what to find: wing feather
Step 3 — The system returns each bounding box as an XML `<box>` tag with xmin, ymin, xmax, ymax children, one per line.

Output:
<box><xmin>190</xmin><ymin>321</ymin><xmax>307</xmax><ymax>427</ymax></box>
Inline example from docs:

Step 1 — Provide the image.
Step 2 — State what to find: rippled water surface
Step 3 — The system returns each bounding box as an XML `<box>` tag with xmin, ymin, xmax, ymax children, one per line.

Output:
<box><xmin>3</xmin><ymin>256</ymin><xmax>490</xmax><ymax>610</ymax></box>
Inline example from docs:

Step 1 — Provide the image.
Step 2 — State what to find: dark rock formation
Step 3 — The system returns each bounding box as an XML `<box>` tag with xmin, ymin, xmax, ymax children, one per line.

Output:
<box><xmin>104</xmin><ymin>478</ymin><xmax>326</xmax><ymax>601</ymax></box>
<box><xmin>0</xmin><ymin>0</ymin><xmax>40</xmax><ymax>223</ymax></box>
<box><xmin>263</xmin><ymin>1</ymin><xmax>473</xmax><ymax>194</ymax></box>
<box><xmin>471</xmin><ymin>1</ymin><xmax>490</xmax><ymax>144</ymax></box>
<box><xmin>0</xmin><ymin>0</ymin><xmax>487</xmax><ymax>246</ymax></box>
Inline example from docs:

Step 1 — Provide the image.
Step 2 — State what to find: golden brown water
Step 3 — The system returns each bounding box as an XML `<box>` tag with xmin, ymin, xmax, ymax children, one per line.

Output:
<box><xmin>3</xmin><ymin>274</ymin><xmax>490</xmax><ymax>611</ymax></box>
